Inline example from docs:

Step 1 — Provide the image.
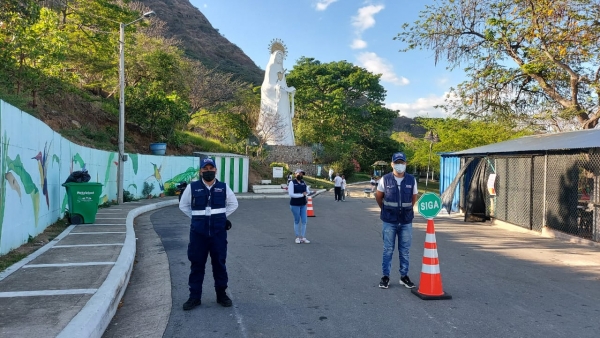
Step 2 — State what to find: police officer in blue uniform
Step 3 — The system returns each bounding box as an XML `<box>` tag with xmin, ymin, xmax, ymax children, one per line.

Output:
<box><xmin>375</xmin><ymin>152</ymin><xmax>418</xmax><ymax>290</ymax></box>
<box><xmin>179</xmin><ymin>158</ymin><xmax>239</xmax><ymax>311</ymax></box>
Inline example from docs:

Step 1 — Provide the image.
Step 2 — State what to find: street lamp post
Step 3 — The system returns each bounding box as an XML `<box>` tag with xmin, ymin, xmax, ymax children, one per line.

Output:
<box><xmin>117</xmin><ymin>11</ymin><xmax>155</xmax><ymax>204</ymax></box>
<box><xmin>424</xmin><ymin>130</ymin><xmax>440</xmax><ymax>187</ymax></box>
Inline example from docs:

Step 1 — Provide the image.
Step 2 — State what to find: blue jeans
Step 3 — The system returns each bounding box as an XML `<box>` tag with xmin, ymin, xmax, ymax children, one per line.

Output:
<box><xmin>290</xmin><ymin>205</ymin><xmax>307</xmax><ymax>237</ymax></box>
<box><xmin>382</xmin><ymin>221</ymin><xmax>412</xmax><ymax>277</ymax></box>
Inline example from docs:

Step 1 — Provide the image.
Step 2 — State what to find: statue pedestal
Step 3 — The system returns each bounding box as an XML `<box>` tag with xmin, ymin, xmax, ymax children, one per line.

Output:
<box><xmin>266</xmin><ymin>145</ymin><xmax>313</xmax><ymax>164</ymax></box>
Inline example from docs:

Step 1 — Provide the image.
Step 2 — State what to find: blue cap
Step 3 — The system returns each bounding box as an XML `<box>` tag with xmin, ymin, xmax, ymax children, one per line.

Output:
<box><xmin>200</xmin><ymin>158</ymin><xmax>216</xmax><ymax>168</ymax></box>
<box><xmin>392</xmin><ymin>152</ymin><xmax>406</xmax><ymax>163</ymax></box>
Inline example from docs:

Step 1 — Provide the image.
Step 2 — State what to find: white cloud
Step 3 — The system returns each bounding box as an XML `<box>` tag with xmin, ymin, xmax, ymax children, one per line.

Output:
<box><xmin>316</xmin><ymin>0</ymin><xmax>339</xmax><ymax>11</ymax></box>
<box><xmin>387</xmin><ymin>93</ymin><xmax>455</xmax><ymax>118</ymax></box>
<box><xmin>350</xmin><ymin>39</ymin><xmax>367</xmax><ymax>49</ymax></box>
<box><xmin>357</xmin><ymin>52</ymin><xmax>409</xmax><ymax>86</ymax></box>
<box><xmin>351</xmin><ymin>5</ymin><xmax>385</xmax><ymax>32</ymax></box>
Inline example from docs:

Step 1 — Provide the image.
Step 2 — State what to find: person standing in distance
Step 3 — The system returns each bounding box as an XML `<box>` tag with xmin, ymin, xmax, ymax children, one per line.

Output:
<box><xmin>333</xmin><ymin>172</ymin><xmax>343</xmax><ymax>201</ymax></box>
<box><xmin>288</xmin><ymin>169</ymin><xmax>311</xmax><ymax>244</ymax></box>
<box><xmin>375</xmin><ymin>152</ymin><xmax>418</xmax><ymax>289</ymax></box>
<box><xmin>340</xmin><ymin>175</ymin><xmax>347</xmax><ymax>201</ymax></box>
<box><xmin>179</xmin><ymin>158</ymin><xmax>239</xmax><ymax>310</ymax></box>
<box><xmin>370</xmin><ymin>176</ymin><xmax>377</xmax><ymax>193</ymax></box>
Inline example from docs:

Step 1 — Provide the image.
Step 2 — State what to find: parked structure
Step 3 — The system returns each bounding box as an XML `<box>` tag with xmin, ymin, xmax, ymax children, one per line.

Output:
<box><xmin>440</xmin><ymin>129</ymin><xmax>600</xmax><ymax>243</ymax></box>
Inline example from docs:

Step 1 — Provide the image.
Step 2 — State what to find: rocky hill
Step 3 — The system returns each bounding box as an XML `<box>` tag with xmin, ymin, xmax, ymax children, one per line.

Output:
<box><xmin>139</xmin><ymin>0</ymin><xmax>264</xmax><ymax>85</ymax></box>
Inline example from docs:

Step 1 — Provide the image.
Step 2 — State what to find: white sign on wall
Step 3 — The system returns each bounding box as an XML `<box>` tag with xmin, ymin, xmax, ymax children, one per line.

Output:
<box><xmin>273</xmin><ymin>167</ymin><xmax>284</xmax><ymax>178</ymax></box>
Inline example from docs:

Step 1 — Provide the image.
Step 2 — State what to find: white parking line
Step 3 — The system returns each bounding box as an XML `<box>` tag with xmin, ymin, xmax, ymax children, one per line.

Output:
<box><xmin>0</xmin><ymin>289</ymin><xmax>97</xmax><ymax>297</ymax></box>
<box><xmin>68</xmin><ymin>232</ymin><xmax>126</xmax><ymax>234</ymax></box>
<box><xmin>77</xmin><ymin>224</ymin><xmax>126</xmax><ymax>226</ymax></box>
<box><xmin>53</xmin><ymin>244</ymin><xmax>123</xmax><ymax>248</ymax></box>
<box><xmin>23</xmin><ymin>262</ymin><xmax>115</xmax><ymax>268</ymax></box>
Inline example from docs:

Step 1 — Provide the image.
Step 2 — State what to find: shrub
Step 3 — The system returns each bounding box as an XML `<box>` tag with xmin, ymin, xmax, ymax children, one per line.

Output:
<box><xmin>123</xmin><ymin>190</ymin><xmax>135</xmax><ymax>202</ymax></box>
<box><xmin>142</xmin><ymin>182</ymin><xmax>155</xmax><ymax>196</ymax></box>
<box><xmin>165</xmin><ymin>185</ymin><xmax>177</xmax><ymax>196</ymax></box>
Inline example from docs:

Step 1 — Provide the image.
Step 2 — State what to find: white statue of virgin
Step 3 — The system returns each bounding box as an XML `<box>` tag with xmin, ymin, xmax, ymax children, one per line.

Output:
<box><xmin>256</xmin><ymin>39</ymin><xmax>296</xmax><ymax>146</ymax></box>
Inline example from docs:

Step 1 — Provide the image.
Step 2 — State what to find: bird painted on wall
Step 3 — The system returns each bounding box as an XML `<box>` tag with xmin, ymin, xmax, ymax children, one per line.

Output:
<box><xmin>33</xmin><ymin>142</ymin><xmax>51</xmax><ymax>208</ymax></box>
<box><xmin>150</xmin><ymin>162</ymin><xmax>164</xmax><ymax>191</ymax></box>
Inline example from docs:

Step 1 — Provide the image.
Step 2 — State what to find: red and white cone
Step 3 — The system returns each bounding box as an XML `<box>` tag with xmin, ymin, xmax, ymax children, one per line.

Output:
<box><xmin>411</xmin><ymin>219</ymin><xmax>452</xmax><ymax>300</ymax></box>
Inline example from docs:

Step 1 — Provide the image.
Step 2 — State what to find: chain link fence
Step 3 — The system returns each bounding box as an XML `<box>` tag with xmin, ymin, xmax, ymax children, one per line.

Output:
<box><xmin>465</xmin><ymin>150</ymin><xmax>600</xmax><ymax>242</ymax></box>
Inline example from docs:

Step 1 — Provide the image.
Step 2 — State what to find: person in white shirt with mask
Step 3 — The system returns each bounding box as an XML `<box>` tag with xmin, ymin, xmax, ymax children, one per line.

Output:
<box><xmin>333</xmin><ymin>173</ymin><xmax>343</xmax><ymax>201</ymax></box>
<box><xmin>375</xmin><ymin>152</ymin><xmax>418</xmax><ymax>290</ymax></box>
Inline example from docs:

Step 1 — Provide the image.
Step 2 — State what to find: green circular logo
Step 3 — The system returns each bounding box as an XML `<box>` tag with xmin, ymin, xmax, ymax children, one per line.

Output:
<box><xmin>417</xmin><ymin>192</ymin><xmax>443</xmax><ymax>219</ymax></box>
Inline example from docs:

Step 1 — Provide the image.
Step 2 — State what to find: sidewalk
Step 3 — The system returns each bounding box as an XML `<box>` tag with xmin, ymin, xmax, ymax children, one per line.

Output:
<box><xmin>0</xmin><ymin>189</ymin><xmax>321</xmax><ymax>338</ymax></box>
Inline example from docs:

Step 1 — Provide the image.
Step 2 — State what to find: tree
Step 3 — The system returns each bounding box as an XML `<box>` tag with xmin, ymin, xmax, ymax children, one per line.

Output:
<box><xmin>126</xmin><ymin>84</ymin><xmax>189</xmax><ymax>142</ymax></box>
<box><xmin>287</xmin><ymin>57</ymin><xmax>399</xmax><ymax>166</ymax></box>
<box><xmin>396</xmin><ymin>0</ymin><xmax>600</xmax><ymax>130</ymax></box>
<box><xmin>404</xmin><ymin>117</ymin><xmax>533</xmax><ymax>173</ymax></box>
<box><xmin>0</xmin><ymin>0</ymin><xmax>40</xmax><ymax>24</ymax></box>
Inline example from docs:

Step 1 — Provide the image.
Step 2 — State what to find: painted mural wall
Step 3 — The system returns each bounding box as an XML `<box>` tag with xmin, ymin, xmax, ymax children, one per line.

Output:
<box><xmin>0</xmin><ymin>100</ymin><xmax>248</xmax><ymax>255</ymax></box>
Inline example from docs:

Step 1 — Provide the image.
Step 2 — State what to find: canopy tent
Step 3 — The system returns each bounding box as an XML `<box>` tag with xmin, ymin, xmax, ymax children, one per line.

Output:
<box><xmin>372</xmin><ymin>161</ymin><xmax>388</xmax><ymax>177</ymax></box>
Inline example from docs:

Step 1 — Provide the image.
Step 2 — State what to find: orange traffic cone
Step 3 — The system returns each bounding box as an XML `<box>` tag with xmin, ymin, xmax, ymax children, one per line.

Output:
<box><xmin>306</xmin><ymin>196</ymin><xmax>315</xmax><ymax>217</ymax></box>
<box><xmin>411</xmin><ymin>219</ymin><xmax>452</xmax><ymax>300</ymax></box>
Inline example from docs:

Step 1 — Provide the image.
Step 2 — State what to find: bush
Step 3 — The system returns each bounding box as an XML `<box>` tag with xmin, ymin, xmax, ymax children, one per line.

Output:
<box><xmin>142</xmin><ymin>182</ymin><xmax>155</xmax><ymax>197</ymax></box>
<box><xmin>164</xmin><ymin>185</ymin><xmax>177</xmax><ymax>196</ymax></box>
<box><xmin>123</xmin><ymin>190</ymin><xmax>135</xmax><ymax>202</ymax></box>
<box><xmin>330</xmin><ymin>159</ymin><xmax>356</xmax><ymax>180</ymax></box>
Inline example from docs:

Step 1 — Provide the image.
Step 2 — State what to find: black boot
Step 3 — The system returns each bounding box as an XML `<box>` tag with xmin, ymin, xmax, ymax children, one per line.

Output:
<box><xmin>183</xmin><ymin>297</ymin><xmax>201</xmax><ymax>311</ymax></box>
<box><xmin>216</xmin><ymin>288</ymin><xmax>232</xmax><ymax>307</ymax></box>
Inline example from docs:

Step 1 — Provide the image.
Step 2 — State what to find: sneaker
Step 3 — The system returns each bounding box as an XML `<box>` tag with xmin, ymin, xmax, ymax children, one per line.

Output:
<box><xmin>379</xmin><ymin>276</ymin><xmax>390</xmax><ymax>289</ymax></box>
<box><xmin>182</xmin><ymin>297</ymin><xmax>201</xmax><ymax>311</ymax></box>
<box><xmin>301</xmin><ymin>238</ymin><xmax>310</xmax><ymax>244</ymax></box>
<box><xmin>216</xmin><ymin>293</ymin><xmax>233</xmax><ymax>307</ymax></box>
<box><xmin>400</xmin><ymin>275</ymin><xmax>416</xmax><ymax>289</ymax></box>
<box><xmin>295</xmin><ymin>238</ymin><xmax>301</xmax><ymax>244</ymax></box>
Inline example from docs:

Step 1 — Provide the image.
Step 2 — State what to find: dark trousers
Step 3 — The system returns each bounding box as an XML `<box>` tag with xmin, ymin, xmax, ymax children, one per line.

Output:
<box><xmin>188</xmin><ymin>229</ymin><xmax>228</xmax><ymax>299</ymax></box>
<box><xmin>334</xmin><ymin>187</ymin><xmax>342</xmax><ymax>201</ymax></box>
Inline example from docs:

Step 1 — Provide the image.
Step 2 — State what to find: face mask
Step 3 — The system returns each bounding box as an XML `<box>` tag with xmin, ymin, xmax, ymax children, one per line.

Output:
<box><xmin>393</xmin><ymin>164</ymin><xmax>406</xmax><ymax>173</ymax></box>
<box><xmin>202</xmin><ymin>171</ymin><xmax>216</xmax><ymax>181</ymax></box>
<box><xmin>296</xmin><ymin>175</ymin><xmax>303</xmax><ymax>180</ymax></box>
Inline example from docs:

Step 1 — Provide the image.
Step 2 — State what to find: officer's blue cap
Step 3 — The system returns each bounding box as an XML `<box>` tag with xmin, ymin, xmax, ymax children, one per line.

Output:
<box><xmin>392</xmin><ymin>152</ymin><xmax>407</xmax><ymax>163</ymax></box>
<box><xmin>200</xmin><ymin>158</ymin><xmax>216</xmax><ymax>168</ymax></box>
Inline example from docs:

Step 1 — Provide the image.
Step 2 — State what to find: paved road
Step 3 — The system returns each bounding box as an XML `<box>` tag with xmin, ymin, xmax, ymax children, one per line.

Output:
<box><xmin>109</xmin><ymin>188</ymin><xmax>600</xmax><ymax>337</ymax></box>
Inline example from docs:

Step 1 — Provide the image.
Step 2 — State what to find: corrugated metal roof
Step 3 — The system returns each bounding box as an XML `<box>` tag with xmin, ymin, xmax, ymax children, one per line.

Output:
<box><xmin>447</xmin><ymin>129</ymin><xmax>600</xmax><ymax>156</ymax></box>
<box><xmin>193</xmin><ymin>152</ymin><xmax>249</xmax><ymax>158</ymax></box>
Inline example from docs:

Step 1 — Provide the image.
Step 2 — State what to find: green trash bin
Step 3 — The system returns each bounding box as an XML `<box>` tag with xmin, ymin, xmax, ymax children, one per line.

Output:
<box><xmin>62</xmin><ymin>182</ymin><xmax>103</xmax><ymax>224</ymax></box>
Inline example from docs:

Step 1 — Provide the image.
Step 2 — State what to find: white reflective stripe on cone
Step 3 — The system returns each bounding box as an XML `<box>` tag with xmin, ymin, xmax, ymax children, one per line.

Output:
<box><xmin>425</xmin><ymin>233</ymin><xmax>437</xmax><ymax>242</ymax></box>
<box><xmin>423</xmin><ymin>248</ymin><xmax>438</xmax><ymax>258</ymax></box>
<box><xmin>421</xmin><ymin>264</ymin><xmax>441</xmax><ymax>274</ymax></box>
<box><xmin>191</xmin><ymin>208</ymin><xmax>227</xmax><ymax>216</ymax></box>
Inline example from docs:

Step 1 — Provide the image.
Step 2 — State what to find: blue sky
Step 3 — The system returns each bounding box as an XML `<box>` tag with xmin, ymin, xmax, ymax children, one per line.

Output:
<box><xmin>188</xmin><ymin>0</ymin><xmax>464</xmax><ymax>118</ymax></box>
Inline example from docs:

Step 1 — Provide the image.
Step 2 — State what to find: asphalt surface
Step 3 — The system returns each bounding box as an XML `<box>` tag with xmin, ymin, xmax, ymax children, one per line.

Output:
<box><xmin>107</xmin><ymin>185</ymin><xmax>600</xmax><ymax>338</ymax></box>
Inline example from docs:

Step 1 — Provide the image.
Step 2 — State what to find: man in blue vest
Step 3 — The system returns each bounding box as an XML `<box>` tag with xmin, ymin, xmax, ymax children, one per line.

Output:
<box><xmin>375</xmin><ymin>152</ymin><xmax>418</xmax><ymax>289</ymax></box>
<box><xmin>179</xmin><ymin>158</ymin><xmax>239</xmax><ymax>310</ymax></box>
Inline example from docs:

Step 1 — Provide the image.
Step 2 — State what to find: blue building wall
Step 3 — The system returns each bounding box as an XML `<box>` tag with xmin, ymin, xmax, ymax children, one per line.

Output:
<box><xmin>440</xmin><ymin>154</ymin><xmax>461</xmax><ymax>212</ymax></box>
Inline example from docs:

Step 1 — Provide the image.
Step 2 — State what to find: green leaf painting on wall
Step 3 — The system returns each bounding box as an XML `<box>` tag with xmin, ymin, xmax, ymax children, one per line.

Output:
<box><xmin>127</xmin><ymin>183</ymin><xmax>138</xmax><ymax>193</ymax></box>
<box><xmin>7</xmin><ymin>154</ymin><xmax>41</xmax><ymax>227</ymax></box>
<box><xmin>164</xmin><ymin>167</ymin><xmax>199</xmax><ymax>190</ymax></box>
<box><xmin>72</xmin><ymin>153</ymin><xmax>85</xmax><ymax>170</ymax></box>
<box><xmin>0</xmin><ymin>134</ymin><xmax>9</xmax><ymax>241</ymax></box>
<box><xmin>99</xmin><ymin>152</ymin><xmax>115</xmax><ymax>204</ymax></box>
<box><xmin>129</xmin><ymin>153</ymin><xmax>139</xmax><ymax>175</ymax></box>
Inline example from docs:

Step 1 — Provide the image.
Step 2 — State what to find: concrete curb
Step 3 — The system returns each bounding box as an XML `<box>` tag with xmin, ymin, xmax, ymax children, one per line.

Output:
<box><xmin>57</xmin><ymin>199</ymin><xmax>178</xmax><ymax>338</ymax></box>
